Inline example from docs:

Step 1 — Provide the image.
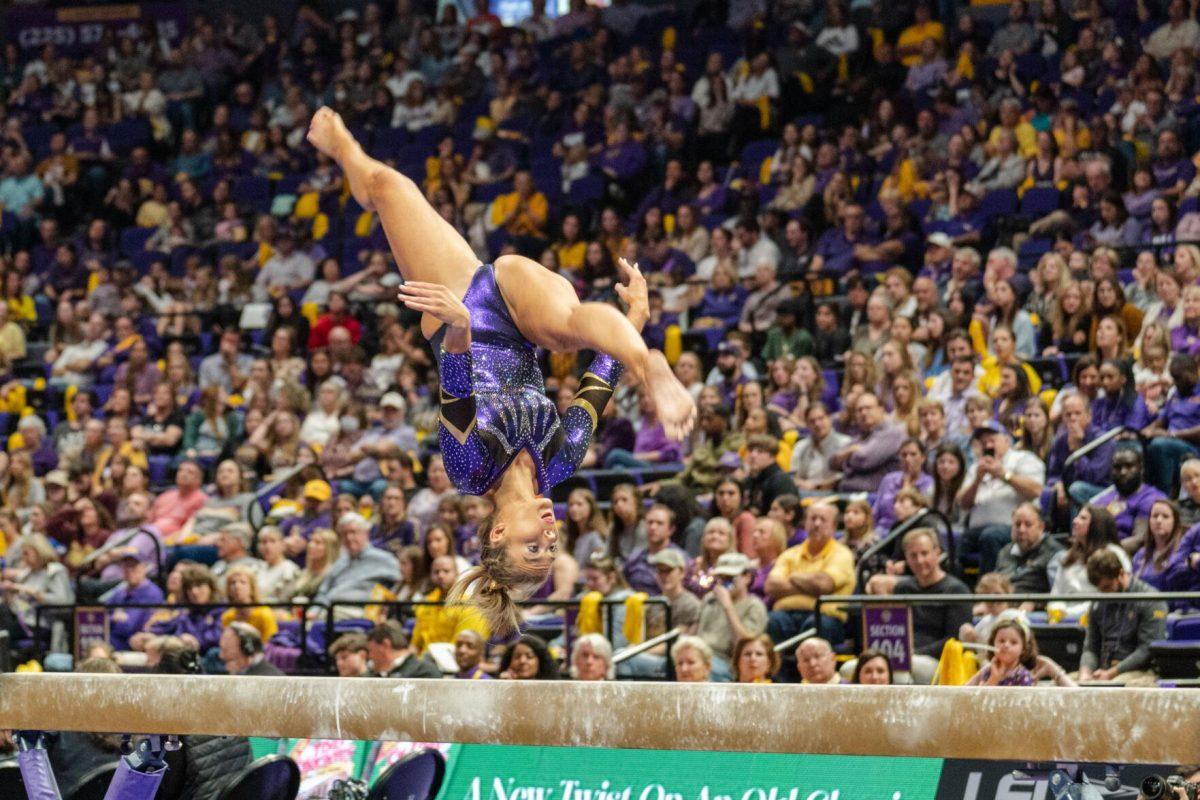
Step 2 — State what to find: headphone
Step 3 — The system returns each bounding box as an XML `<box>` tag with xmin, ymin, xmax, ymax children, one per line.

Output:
<box><xmin>229</xmin><ymin>622</ymin><xmax>261</xmax><ymax>657</ymax></box>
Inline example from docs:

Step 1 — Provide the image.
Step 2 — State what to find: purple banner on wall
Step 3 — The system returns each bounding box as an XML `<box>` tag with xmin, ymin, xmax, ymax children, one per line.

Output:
<box><xmin>5</xmin><ymin>3</ymin><xmax>191</xmax><ymax>54</ymax></box>
<box><xmin>861</xmin><ymin>604</ymin><xmax>913</xmax><ymax>673</ymax></box>
<box><xmin>74</xmin><ymin>605</ymin><xmax>109</xmax><ymax>662</ymax></box>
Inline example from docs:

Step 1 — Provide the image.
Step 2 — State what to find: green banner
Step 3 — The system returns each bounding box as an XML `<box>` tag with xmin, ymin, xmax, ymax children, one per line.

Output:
<box><xmin>438</xmin><ymin>745</ymin><xmax>944</xmax><ymax>800</ymax></box>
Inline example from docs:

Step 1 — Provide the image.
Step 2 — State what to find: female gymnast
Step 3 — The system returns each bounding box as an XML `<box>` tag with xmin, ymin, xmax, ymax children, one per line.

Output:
<box><xmin>307</xmin><ymin>107</ymin><xmax>697</xmax><ymax>634</ymax></box>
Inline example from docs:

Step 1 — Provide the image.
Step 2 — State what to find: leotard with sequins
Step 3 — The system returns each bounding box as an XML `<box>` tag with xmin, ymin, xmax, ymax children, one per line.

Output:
<box><xmin>429</xmin><ymin>263</ymin><xmax>622</xmax><ymax>496</ymax></box>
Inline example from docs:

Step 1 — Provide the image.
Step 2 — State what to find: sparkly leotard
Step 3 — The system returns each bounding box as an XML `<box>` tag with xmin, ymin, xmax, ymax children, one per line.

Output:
<box><xmin>431</xmin><ymin>264</ymin><xmax>622</xmax><ymax>496</ymax></box>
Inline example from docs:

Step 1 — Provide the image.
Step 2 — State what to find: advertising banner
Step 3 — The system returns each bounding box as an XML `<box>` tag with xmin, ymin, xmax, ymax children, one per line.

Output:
<box><xmin>935</xmin><ymin>761</ymin><xmax>1171</xmax><ymax>800</ymax></box>
<box><xmin>439</xmin><ymin>745</ymin><xmax>944</xmax><ymax>800</ymax></box>
<box><xmin>5</xmin><ymin>3</ymin><xmax>191</xmax><ymax>54</ymax></box>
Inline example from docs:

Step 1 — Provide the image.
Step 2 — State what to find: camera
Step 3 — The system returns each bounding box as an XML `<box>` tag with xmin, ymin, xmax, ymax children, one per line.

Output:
<box><xmin>1142</xmin><ymin>776</ymin><xmax>1198</xmax><ymax>800</ymax></box>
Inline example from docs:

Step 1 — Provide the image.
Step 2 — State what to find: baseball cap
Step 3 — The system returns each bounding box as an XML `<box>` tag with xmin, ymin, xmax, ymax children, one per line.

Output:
<box><xmin>926</xmin><ymin>232</ymin><xmax>953</xmax><ymax>249</ymax></box>
<box><xmin>304</xmin><ymin>479</ymin><xmax>333</xmax><ymax>502</ymax></box>
<box><xmin>380</xmin><ymin>392</ymin><xmax>406</xmax><ymax>410</ymax></box>
<box><xmin>972</xmin><ymin>420</ymin><xmax>1010</xmax><ymax>439</ymax></box>
<box><xmin>717</xmin><ymin>452</ymin><xmax>742</xmax><ymax>470</ymax></box>
<box><xmin>44</xmin><ymin>470</ymin><xmax>69</xmax><ymax>488</ymax></box>
<box><xmin>648</xmin><ymin>549</ymin><xmax>687</xmax><ymax>570</ymax></box>
<box><xmin>716</xmin><ymin>341</ymin><xmax>738</xmax><ymax>356</ymax></box>
<box><xmin>712</xmin><ymin>552</ymin><xmax>754</xmax><ymax>577</ymax></box>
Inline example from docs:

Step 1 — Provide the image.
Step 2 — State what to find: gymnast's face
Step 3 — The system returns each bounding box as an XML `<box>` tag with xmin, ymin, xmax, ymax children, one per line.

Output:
<box><xmin>492</xmin><ymin>496</ymin><xmax>560</xmax><ymax>573</ymax></box>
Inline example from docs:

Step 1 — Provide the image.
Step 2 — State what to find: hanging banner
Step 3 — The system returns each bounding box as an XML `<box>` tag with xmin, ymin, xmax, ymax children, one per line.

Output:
<box><xmin>5</xmin><ymin>3</ymin><xmax>191</xmax><ymax>53</ymax></box>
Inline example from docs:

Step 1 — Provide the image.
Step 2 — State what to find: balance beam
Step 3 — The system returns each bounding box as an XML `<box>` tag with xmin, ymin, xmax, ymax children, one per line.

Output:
<box><xmin>1</xmin><ymin>673</ymin><xmax>1194</xmax><ymax>763</ymax></box>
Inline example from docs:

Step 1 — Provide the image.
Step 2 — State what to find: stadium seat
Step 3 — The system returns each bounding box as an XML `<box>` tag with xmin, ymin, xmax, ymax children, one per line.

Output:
<box><xmin>119</xmin><ymin>227</ymin><xmax>156</xmax><ymax>256</ymax></box>
<box><xmin>368</xmin><ymin>749</ymin><xmax>446</xmax><ymax>800</ymax></box>
<box><xmin>215</xmin><ymin>755</ymin><xmax>300</xmax><ymax>800</ymax></box>
<box><xmin>1020</xmin><ymin>187</ymin><xmax>1061</xmax><ymax>219</ymax></box>
<box><xmin>979</xmin><ymin>189</ymin><xmax>1019</xmax><ymax>221</ymax></box>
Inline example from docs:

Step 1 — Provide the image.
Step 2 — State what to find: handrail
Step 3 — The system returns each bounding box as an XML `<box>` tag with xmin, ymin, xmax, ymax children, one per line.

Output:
<box><xmin>856</xmin><ymin>507</ymin><xmax>956</xmax><ymax>585</ymax></box>
<box><xmin>773</xmin><ymin>627</ymin><xmax>815</xmax><ymax>653</ymax></box>
<box><xmin>246</xmin><ymin>462</ymin><xmax>319</xmax><ymax>533</ymax></box>
<box><xmin>612</xmin><ymin>627</ymin><xmax>683</xmax><ymax>664</ymax></box>
<box><xmin>1062</xmin><ymin>424</ymin><xmax>1130</xmax><ymax>470</ymax></box>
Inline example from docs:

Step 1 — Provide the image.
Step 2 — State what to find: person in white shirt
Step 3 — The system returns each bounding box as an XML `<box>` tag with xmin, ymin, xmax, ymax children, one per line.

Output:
<box><xmin>300</xmin><ymin>378</ymin><xmax>346</xmax><ymax>448</ymax></box>
<box><xmin>254</xmin><ymin>228</ymin><xmax>315</xmax><ymax>297</ymax></box>
<box><xmin>791</xmin><ymin>402</ymin><xmax>852</xmax><ymax>491</ymax></box>
<box><xmin>50</xmin><ymin>312</ymin><xmax>108</xmax><ymax>388</ymax></box>
<box><xmin>734</xmin><ymin>217</ymin><xmax>781</xmax><ymax>279</ymax></box>
<box><xmin>957</xmin><ymin>422</ymin><xmax>1045</xmax><ymax>574</ymax></box>
<box><xmin>255</xmin><ymin>526</ymin><xmax>301</xmax><ymax>602</ymax></box>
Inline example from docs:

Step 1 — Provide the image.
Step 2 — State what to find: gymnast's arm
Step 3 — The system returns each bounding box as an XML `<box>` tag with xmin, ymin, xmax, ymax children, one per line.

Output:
<box><xmin>546</xmin><ymin>352</ymin><xmax>623</xmax><ymax>483</ymax></box>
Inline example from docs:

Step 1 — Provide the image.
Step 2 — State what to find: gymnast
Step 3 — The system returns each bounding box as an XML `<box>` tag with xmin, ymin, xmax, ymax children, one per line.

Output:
<box><xmin>307</xmin><ymin>107</ymin><xmax>697</xmax><ymax>635</ymax></box>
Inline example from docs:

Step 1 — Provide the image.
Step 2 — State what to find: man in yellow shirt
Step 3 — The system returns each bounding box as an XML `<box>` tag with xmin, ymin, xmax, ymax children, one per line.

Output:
<box><xmin>987</xmin><ymin>98</ymin><xmax>1037</xmax><ymax>159</ymax></box>
<box><xmin>764</xmin><ymin>500</ymin><xmax>855</xmax><ymax>646</ymax></box>
<box><xmin>896</xmin><ymin>3</ymin><xmax>946</xmax><ymax>67</ymax></box>
<box><xmin>489</xmin><ymin>168</ymin><xmax>549</xmax><ymax>240</ymax></box>
<box><xmin>411</xmin><ymin>555</ymin><xmax>490</xmax><ymax>653</ymax></box>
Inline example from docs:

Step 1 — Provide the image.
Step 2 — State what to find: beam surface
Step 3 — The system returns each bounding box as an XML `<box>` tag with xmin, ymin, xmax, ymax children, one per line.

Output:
<box><xmin>0</xmin><ymin>673</ymin><xmax>1194</xmax><ymax>763</ymax></box>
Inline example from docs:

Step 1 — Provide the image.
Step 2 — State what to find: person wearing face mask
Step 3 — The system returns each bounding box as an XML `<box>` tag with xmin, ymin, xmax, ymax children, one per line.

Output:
<box><xmin>319</xmin><ymin>407</ymin><xmax>368</xmax><ymax>487</ymax></box>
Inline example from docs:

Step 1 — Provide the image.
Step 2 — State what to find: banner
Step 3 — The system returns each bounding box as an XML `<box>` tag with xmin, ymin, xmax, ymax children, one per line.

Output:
<box><xmin>935</xmin><ymin>761</ymin><xmax>1171</xmax><ymax>800</ymax></box>
<box><xmin>861</xmin><ymin>605</ymin><xmax>914</xmax><ymax>673</ymax></box>
<box><xmin>440</xmin><ymin>745</ymin><xmax>944</xmax><ymax>800</ymax></box>
<box><xmin>5</xmin><ymin>3</ymin><xmax>191</xmax><ymax>53</ymax></box>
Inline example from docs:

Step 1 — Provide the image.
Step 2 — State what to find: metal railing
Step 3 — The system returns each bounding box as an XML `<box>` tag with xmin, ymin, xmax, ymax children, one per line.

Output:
<box><xmin>612</xmin><ymin>626</ymin><xmax>683</xmax><ymax>664</ymax></box>
<box><xmin>32</xmin><ymin>595</ymin><xmax>671</xmax><ymax>673</ymax></box>
<box><xmin>813</xmin><ymin>591</ymin><xmax>1200</xmax><ymax>632</ymax></box>
<box><xmin>773</xmin><ymin>627</ymin><xmax>815</xmax><ymax>654</ymax></box>
<box><xmin>856</xmin><ymin>507</ymin><xmax>956</xmax><ymax>586</ymax></box>
<box><xmin>1061</xmin><ymin>425</ymin><xmax>1132</xmax><ymax>471</ymax></box>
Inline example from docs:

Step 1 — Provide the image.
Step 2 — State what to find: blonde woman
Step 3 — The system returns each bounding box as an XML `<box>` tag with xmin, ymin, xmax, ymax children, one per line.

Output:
<box><xmin>0</xmin><ymin>533</ymin><xmax>74</xmax><ymax>636</ymax></box>
<box><xmin>220</xmin><ymin>566</ymin><xmax>278</xmax><ymax>642</ymax></box>
<box><xmin>290</xmin><ymin>529</ymin><xmax>340</xmax><ymax>602</ymax></box>
<box><xmin>684</xmin><ymin>517</ymin><xmax>736</xmax><ymax>597</ymax></box>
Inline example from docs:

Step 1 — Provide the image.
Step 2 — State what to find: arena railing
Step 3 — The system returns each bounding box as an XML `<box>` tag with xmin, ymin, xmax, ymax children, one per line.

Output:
<box><xmin>855</xmin><ymin>506</ymin><xmax>956</xmax><ymax>586</ymax></box>
<box><xmin>30</xmin><ymin>596</ymin><xmax>670</xmax><ymax>671</ymax></box>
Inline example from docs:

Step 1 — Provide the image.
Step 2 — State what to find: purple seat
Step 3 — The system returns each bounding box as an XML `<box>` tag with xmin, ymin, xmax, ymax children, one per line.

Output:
<box><xmin>147</xmin><ymin>455</ymin><xmax>172</xmax><ymax>488</ymax></box>
<box><xmin>119</xmin><ymin>227</ymin><xmax>156</xmax><ymax>256</ymax></box>
<box><xmin>1020</xmin><ymin>187</ymin><xmax>1061</xmax><ymax>218</ymax></box>
<box><xmin>215</xmin><ymin>756</ymin><xmax>299</xmax><ymax>800</ymax></box>
<box><xmin>368</xmin><ymin>749</ymin><xmax>446</xmax><ymax>800</ymax></box>
<box><xmin>979</xmin><ymin>189</ymin><xmax>1018</xmax><ymax>221</ymax></box>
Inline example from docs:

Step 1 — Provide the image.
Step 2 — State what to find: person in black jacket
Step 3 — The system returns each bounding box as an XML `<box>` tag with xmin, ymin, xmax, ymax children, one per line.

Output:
<box><xmin>366</xmin><ymin>620</ymin><xmax>442</xmax><ymax>678</ymax></box>
<box><xmin>744</xmin><ymin>435</ymin><xmax>795</xmax><ymax>516</ymax></box>
<box><xmin>156</xmin><ymin>648</ymin><xmax>253</xmax><ymax>800</ymax></box>
<box><xmin>218</xmin><ymin>622</ymin><xmax>285</xmax><ymax>676</ymax></box>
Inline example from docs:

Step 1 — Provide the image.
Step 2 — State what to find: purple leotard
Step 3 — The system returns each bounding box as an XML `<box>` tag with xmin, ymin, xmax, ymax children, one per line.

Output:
<box><xmin>431</xmin><ymin>264</ymin><xmax>622</xmax><ymax>496</ymax></box>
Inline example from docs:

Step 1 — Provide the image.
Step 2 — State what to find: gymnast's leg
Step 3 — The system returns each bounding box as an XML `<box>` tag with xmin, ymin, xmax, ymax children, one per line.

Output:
<box><xmin>494</xmin><ymin>254</ymin><xmax>697</xmax><ymax>439</ymax></box>
<box><xmin>307</xmin><ymin>107</ymin><xmax>477</xmax><ymax>335</ymax></box>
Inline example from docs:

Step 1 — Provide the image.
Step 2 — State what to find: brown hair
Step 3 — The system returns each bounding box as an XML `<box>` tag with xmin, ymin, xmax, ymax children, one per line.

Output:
<box><xmin>732</xmin><ymin>633</ymin><xmax>780</xmax><ymax>681</ymax></box>
<box><xmin>988</xmin><ymin>618</ymin><xmax>1038</xmax><ymax>669</ymax></box>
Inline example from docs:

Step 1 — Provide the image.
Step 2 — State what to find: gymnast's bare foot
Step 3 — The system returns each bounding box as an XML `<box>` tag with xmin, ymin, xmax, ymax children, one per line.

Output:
<box><xmin>646</xmin><ymin>351</ymin><xmax>697</xmax><ymax>441</ymax></box>
<box><xmin>307</xmin><ymin>107</ymin><xmax>375</xmax><ymax>211</ymax></box>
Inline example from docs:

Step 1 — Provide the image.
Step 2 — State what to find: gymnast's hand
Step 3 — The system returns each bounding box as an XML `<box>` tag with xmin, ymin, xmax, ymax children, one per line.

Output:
<box><xmin>614</xmin><ymin>257</ymin><xmax>649</xmax><ymax>333</ymax></box>
<box><xmin>398</xmin><ymin>282</ymin><xmax>472</xmax><ymax>353</ymax></box>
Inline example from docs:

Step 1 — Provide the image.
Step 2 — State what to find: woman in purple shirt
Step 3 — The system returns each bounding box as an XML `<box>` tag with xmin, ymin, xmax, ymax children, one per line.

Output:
<box><xmin>871</xmin><ymin>439</ymin><xmax>934</xmax><ymax>532</ymax></box>
<box><xmin>1171</xmin><ymin>286</ymin><xmax>1200</xmax><ymax>358</ymax></box>
<box><xmin>1132</xmin><ymin>499</ymin><xmax>1196</xmax><ymax>609</ymax></box>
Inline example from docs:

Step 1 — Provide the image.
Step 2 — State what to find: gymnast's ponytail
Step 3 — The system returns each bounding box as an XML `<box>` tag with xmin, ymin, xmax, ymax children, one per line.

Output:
<box><xmin>446</xmin><ymin>515</ymin><xmax>546</xmax><ymax>638</ymax></box>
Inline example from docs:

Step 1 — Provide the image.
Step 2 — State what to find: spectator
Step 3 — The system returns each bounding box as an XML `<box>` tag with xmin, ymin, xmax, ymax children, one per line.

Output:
<box><xmin>198</xmin><ymin>329</ymin><xmax>252</xmax><ymax>394</ymax></box>
<box><xmin>50</xmin><ymin>312</ymin><xmax>107</xmax><ymax>388</ymax></box>
<box><xmin>671</xmin><ymin>635</ymin><xmax>714</xmax><ymax>683</ymax></box>
<box><xmin>151</xmin><ymin>461</ymin><xmax>209</xmax><ymax>544</ymax></box>
<box><xmin>310</xmin><ymin>513</ymin><xmax>401</xmax><ymax>619</ymax></box>
<box><xmin>340</xmin><ymin>393</ymin><xmax>420</xmax><ymax>500</ymax></box>
<box><xmin>765</xmin><ymin>501</ymin><xmax>854</xmax><ymax>645</ymax></box>
<box><xmin>1088</xmin><ymin>446</ymin><xmax>1166</xmax><ymax>544</ymax></box>
<box><xmin>570</xmin><ymin>633</ymin><xmax>614</xmax><ymax>681</ymax></box>
<box><xmin>867</xmin><ymin>528</ymin><xmax>971</xmax><ymax>684</ymax></box>
<box><xmin>1143</xmin><ymin>354</ymin><xmax>1200</xmax><ymax>496</ymax></box>
<box><xmin>498</xmin><ymin>634</ymin><xmax>559</xmax><ymax>680</ymax></box>
<box><xmin>255</xmin><ymin>526</ymin><xmax>299</xmax><ymax>602</ymax></box>
<box><xmin>411</xmin><ymin>554</ymin><xmax>489</xmax><ymax>653</ymax></box>
<box><xmin>995</xmin><ymin>503</ymin><xmax>1064</xmax><ymax>597</ymax></box>
<box><xmin>105</xmin><ymin>553</ymin><xmax>165</xmax><ymax>651</ymax></box>
<box><xmin>851</xmin><ymin>649</ymin><xmax>893</xmax><ymax>685</ymax></box>
<box><xmin>832</xmin><ymin>392</ymin><xmax>907</xmax><ymax>492</ymax></box>
<box><xmin>280</xmin><ymin>480</ymin><xmax>334</xmax><ymax>554</ymax></box>
<box><xmin>1079</xmin><ymin>550</ymin><xmax>1167</xmax><ymax>685</ymax></box>
<box><xmin>453</xmin><ymin>630</ymin><xmax>491</xmax><ymax>680</ymax></box>
<box><xmin>957</xmin><ymin>421</ymin><xmax>1046</xmax><ymax>573</ymax></box>
<box><xmin>366</xmin><ymin>620</ymin><xmax>441</xmax><ymax>678</ymax></box>
<box><xmin>694</xmin><ymin>552</ymin><xmax>767</xmax><ymax>681</ymax></box>
<box><xmin>744</xmin><ymin>435</ymin><xmax>794</xmax><ymax>515</ymax></box>
<box><xmin>734</xmin><ymin>217</ymin><xmax>781</xmax><ymax>279</ymax></box>
<box><xmin>217</xmin><ymin>622</ymin><xmax>283</xmax><ymax>676</ymax></box>
<box><xmin>795</xmin><ymin>637</ymin><xmax>843</xmax><ymax>685</ymax></box>
<box><xmin>791</xmin><ymin>402</ymin><xmax>852</xmax><ymax>491</ymax></box>
<box><xmin>211</xmin><ymin>523</ymin><xmax>264</xmax><ymax>579</ymax></box>
<box><xmin>732</xmin><ymin>633</ymin><xmax>779</xmax><ymax>683</ymax></box>
<box><xmin>623</xmin><ymin>504</ymin><xmax>690</xmax><ymax>595</ymax></box>
<box><xmin>1049</xmin><ymin>504</ymin><xmax>1129</xmax><ymax>619</ymax></box>
<box><xmin>330</xmin><ymin>632</ymin><xmax>371</xmax><ymax>677</ymax></box>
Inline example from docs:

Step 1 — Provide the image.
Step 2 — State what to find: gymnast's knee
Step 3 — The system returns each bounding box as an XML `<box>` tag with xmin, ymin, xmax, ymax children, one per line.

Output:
<box><xmin>366</xmin><ymin>165</ymin><xmax>416</xmax><ymax>204</ymax></box>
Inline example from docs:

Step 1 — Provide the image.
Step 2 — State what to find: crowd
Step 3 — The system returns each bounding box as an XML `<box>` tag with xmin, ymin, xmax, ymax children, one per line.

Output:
<box><xmin>0</xmin><ymin>0</ymin><xmax>1199</xmax><ymax>702</ymax></box>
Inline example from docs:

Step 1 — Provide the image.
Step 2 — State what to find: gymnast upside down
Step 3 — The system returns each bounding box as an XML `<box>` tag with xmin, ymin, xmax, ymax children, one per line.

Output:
<box><xmin>307</xmin><ymin>107</ymin><xmax>697</xmax><ymax>635</ymax></box>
